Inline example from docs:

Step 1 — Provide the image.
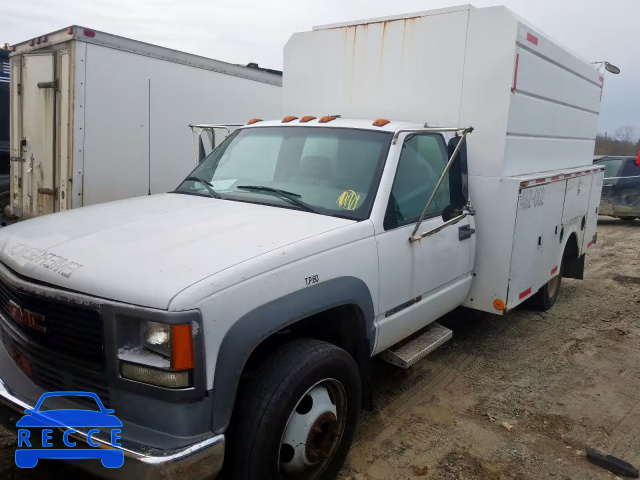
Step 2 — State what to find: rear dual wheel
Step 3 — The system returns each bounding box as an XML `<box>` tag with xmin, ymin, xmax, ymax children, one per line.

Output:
<box><xmin>227</xmin><ymin>339</ymin><xmax>361</xmax><ymax>480</ymax></box>
<box><xmin>532</xmin><ymin>266</ymin><xmax>562</xmax><ymax>311</ymax></box>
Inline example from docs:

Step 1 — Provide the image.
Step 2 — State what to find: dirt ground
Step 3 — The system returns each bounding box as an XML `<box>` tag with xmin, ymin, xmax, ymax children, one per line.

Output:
<box><xmin>1</xmin><ymin>217</ymin><xmax>639</xmax><ymax>479</ymax></box>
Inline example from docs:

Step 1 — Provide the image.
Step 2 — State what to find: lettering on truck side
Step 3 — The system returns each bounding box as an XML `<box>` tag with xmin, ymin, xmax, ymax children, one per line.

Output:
<box><xmin>519</xmin><ymin>187</ymin><xmax>545</xmax><ymax>210</ymax></box>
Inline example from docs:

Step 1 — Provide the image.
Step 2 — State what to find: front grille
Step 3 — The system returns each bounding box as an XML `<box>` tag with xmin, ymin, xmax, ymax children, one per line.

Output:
<box><xmin>0</xmin><ymin>273</ymin><xmax>110</xmax><ymax>407</ymax></box>
<box><xmin>0</xmin><ymin>327</ymin><xmax>110</xmax><ymax>407</ymax></box>
<box><xmin>0</xmin><ymin>275</ymin><xmax>104</xmax><ymax>363</ymax></box>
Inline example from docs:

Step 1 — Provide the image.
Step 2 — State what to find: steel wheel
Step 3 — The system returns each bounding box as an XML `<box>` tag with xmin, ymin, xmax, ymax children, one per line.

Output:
<box><xmin>279</xmin><ymin>379</ymin><xmax>347</xmax><ymax>479</ymax></box>
<box><xmin>547</xmin><ymin>273</ymin><xmax>561</xmax><ymax>298</ymax></box>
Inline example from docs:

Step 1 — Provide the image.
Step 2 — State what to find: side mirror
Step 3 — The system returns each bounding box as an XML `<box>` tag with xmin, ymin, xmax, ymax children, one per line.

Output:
<box><xmin>446</xmin><ymin>135</ymin><xmax>469</xmax><ymax>213</ymax></box>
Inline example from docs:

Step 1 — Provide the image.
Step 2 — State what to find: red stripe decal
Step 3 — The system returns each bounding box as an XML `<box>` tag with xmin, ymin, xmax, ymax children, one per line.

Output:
<box><xmin>527</xmin><ymin>33</ymin><xmax>539</xmax><ymax>45</ymax></box>
<box><xmin>535</xmin><ymin>178</ymin><xmax>546</xmax><ymax>183</ymax></box>
<box><xmin>551</xmin><ymin>266</ymin><xmax>558</xmax><ymax>275</ymax></box>
<box><xmin>511</xmin><ymin>54</ymin><xmax>520</xmax><ymax>93</ymax></box>
<box><xmin>519</xmin><ymin>287</ymin><xmax>532</xmax><ymax>300</ymax></box>
<box><xmin>587</xmin><ymin>241</ymin><xmax>593</xmax><ymax>248</ymax></box>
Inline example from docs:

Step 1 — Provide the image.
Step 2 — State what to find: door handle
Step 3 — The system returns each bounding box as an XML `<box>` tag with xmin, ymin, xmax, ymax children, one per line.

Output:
<box><xmin>458</xmin><ymin>225</ymin><xmax>476</xmax><ymax>241</ymax></box>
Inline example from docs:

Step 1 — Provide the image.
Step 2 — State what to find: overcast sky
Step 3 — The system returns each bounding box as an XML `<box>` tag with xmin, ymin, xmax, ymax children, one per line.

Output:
<box><xmin>2</xmin><ymin>0</ymin><xmax>637</xmax><ymax>137</ymax></box>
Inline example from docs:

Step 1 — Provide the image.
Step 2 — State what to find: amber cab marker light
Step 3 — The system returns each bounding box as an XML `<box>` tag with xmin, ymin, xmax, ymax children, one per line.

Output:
<box><xmin>247</xmin><ymin>118</ymin><xmax>263</xmax><ymax>125</ymax></box>
<box><xmin>319</xmin><ymin>116</ymin><xmax>336</xmax><ymax>124</ymax></box>
<box><xmin>493</xmin><ymin>299</ymin><xmax>505</xmax><ymax>311</ymax></box>
<box><xmin>300</xmin><ymin>116</ymin><xmax>316</xmax><ymax>123</ymax></box>
<box><xmin>282</xmin><ymin>116</ymin><xmax>299</xmax><ymax>123</ymax></box>
<box><xmin>171</xmin><ymin>324</ymin><xmax>194</xmax><ymax>371</ymax></box>
<box><xmin>373</xmin><ymin>119</ymin><xmax>391</xmax><ymax>127</ymax></box>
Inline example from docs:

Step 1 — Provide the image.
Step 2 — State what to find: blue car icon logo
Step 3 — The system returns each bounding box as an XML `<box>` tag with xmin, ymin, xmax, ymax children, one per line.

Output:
<box><xmin>15</xmin><ymin>391</ymin><xmax>124</xmax><ymax>469</ymax></box>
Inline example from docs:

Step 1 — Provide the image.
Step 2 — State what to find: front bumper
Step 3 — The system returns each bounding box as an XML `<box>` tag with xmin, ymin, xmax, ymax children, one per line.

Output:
<box><xmin>0</xmin><ymin>376</ymin><xmax>225</xmax><ymax>480</ymax></box>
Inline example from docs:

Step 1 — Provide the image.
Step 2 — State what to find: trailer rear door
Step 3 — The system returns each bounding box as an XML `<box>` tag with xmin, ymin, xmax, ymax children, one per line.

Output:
<box><xmin>13</xmin><ymin>53</ymin><xmax>56</xmax><ymax>218</ymax></box>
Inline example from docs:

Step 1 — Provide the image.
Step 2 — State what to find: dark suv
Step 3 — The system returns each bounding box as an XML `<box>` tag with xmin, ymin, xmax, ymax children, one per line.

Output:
<box><xmin>594</xmin><ymin>155</ymin><xmax>640</xmax><ymax>222</ymax></box>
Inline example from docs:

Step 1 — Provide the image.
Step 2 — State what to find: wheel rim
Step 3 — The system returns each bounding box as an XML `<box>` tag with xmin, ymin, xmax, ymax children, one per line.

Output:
<box><xmin>279</xmin><ymin>378</ymin><xmax>347</xmax><ymax>478</ymax></box>
<box><xmin>548</xmin><ymin>273</ymin><xmax>560</xmax><ymax>298</ymax></box>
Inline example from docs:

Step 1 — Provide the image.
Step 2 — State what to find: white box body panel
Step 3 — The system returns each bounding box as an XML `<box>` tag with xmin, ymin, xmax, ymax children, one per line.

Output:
<box><xmin>10</xmin><ymin>27</ymin><xmax>283</xmax><ymax>218</ymax></box>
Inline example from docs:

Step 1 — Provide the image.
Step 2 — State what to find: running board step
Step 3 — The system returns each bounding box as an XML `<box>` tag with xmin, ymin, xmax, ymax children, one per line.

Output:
<box><xmin>380</xmin><ymin>322</ymin><xmax>452</xmax><ymax>369</ymax></box>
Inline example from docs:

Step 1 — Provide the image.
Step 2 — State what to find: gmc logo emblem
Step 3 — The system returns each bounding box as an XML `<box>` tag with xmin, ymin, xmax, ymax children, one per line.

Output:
<box><xmin>7</xmin><ymin>300</ymin><xmax>46</xmax><ymax>333</ymax></box>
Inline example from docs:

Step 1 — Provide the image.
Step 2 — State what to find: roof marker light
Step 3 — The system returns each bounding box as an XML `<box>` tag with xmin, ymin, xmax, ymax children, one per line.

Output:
<box><xmin>319</xmin><ymin>116</ymin><xmax>337</xmax><ymax>123</ymax></box>
<box><xmin>67</xmin><ymin>27</ymin><xmax>74</xmax><ymax>35</ymax></box>
<box><xmin>373</xmin><ymin>119</ymin><xmax>391</xmax><ymax>127</ymax></box>
<box><xmin>83</xmin><ymin>29</ymin><xmax>96</xmax><ymax>38</ymax></box>
<box><xmin>28</xmin><ymin>40</ymin><xmax>34</xmax><ymax>47</ymax></box>
<box><xmin>282</xmin><ymin>116</ymin><xmax>298</xmax><ymax>123</ymax></box>
<box><xmin>300</xmin><ymin>116</ymin><xmax>316</xmax><ymax>123</ymax></box>
<box><xmin>35</xmin><ymin>38</ymin><xmax>41</xmax><ymax>45</ymax></box>
<box><xmin>247</xmin><ymin>118</ymin><xmax>263</xmax><ymax>125</ymax></box>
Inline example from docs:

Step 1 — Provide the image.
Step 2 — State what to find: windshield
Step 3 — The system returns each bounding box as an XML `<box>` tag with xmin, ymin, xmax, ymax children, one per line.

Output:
<box><xmin>175</xmin><ymin>126</ymin><xmax>393</xmax><ymax>221</ymax></box>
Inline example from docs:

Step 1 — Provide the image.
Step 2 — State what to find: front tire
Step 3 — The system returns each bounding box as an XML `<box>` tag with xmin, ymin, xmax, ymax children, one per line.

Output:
<box><xmin>226</xmin><ymin>339</ymin><xmax>361</xmax><ymax>480</ymax></box>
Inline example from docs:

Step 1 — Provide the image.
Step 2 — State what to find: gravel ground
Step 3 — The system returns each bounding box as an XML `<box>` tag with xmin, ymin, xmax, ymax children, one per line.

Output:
<box><xmin>1</xmin><ymin>217</ymin><xmax>639</xmax><ymax>479</ymax></box>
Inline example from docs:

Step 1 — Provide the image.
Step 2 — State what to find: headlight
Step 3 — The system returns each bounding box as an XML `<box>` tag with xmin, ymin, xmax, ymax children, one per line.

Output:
<box><xmin>120</xmin><ymin>320</ymin><xmax>195</xmax><ymax>389</ymax></box>
<box><xmin>142</xmin><ymin>320</ymin><xmax>171</xmax><ymax>357</ymax></box>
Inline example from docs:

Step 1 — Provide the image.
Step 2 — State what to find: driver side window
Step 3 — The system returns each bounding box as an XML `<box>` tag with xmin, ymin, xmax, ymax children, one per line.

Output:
<box><xmin>384</xmin><ymin>134</ymin><xmax>450</xmax><ymax>230</ymax></box>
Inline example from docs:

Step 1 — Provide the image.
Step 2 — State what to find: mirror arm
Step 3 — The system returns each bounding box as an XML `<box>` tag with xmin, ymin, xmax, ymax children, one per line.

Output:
<box><xmin>409</xmin><ymin>127</ymin><xmax>473</xmax><ymax>242</ymax></box>
<box><xmin>410</xmin><ymin>206</ymin><xmax>476</xmax><ymax>242</ymax></box>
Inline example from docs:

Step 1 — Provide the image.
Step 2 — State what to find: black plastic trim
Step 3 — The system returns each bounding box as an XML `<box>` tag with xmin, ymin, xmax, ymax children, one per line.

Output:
<box><xmin>211</xmin><ymin>276</ymin><xmax>375</xmax><ymax>433</ymax></box>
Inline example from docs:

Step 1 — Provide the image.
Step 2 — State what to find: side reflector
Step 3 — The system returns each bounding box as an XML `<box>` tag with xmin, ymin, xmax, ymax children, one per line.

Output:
<box><xmin>372</xmin><ymin>119</ymin><xmax>390</xmax><ymax>127</ymax></box>
<box><xmin>282</xmin><ymin>116</ymin><xmax>298</xmax><ymax>123</ymax></box>
<box><xmin>636</xmin><ymin>151</ymin><xmax>640</xmax><ymax>166</ymax></box>
<box><xmin>247</xmin><ymin>118</ymin><xmax>263</xmax><ymax>125</ymax></box>
<box><xmin>171</xmin><ymin>324</ymin><xmax>194</xmax><ymax>371</ymax></box>
<box><xmin>519</xmin><ymin>287</ymin><xmax>532</xmax><ymax>300</ymax></box>
<box><xmin>551</xmin><ymin>266</ymin><xmax>558</xmax><ymax>275</ymax></box>
<box><xmin>83</xmin><ymin>29</ymin><xmax>96</xmax><ymax>38</ymax></box>
<box><xmin>520</xmin><ymin>181</ymin><xmax>530</xmax><ymax>187</ymax></box>
<box><xmin>319</xmin><ymin>116</ymin><xmax>337</xmax><ymax>123</ymax></box>
<box><xmin>300</xmin><ymin>116</ymin><xmax>316</xmax><ymax>123</ymax></box>
<box><xmin>493</xmin><ymin>299</ymin><xmax>505</xmax><ymax>311</ymax></box>
<box><xmin>67</xmin><ymin>27</ymin><xmax>74</xmax><ymax>35</ymax></box>
<box><xmin>526</xmin><ymin>33</ymin><xmax>539</xmax><ymax>46</ymax></box>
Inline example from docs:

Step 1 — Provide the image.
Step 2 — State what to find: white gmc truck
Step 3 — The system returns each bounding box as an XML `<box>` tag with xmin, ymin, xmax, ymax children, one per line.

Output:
<box><xmin>0</xmin><ymin>5</ymin><xmax>605</xmax><ymax>480</ymax></box>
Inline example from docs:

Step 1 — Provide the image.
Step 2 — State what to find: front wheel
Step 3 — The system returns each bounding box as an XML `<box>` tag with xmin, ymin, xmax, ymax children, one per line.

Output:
<box><xmin>226</xmin><ymin>339</ymin><xmax>361</xmax><ymax>480</ymax></box>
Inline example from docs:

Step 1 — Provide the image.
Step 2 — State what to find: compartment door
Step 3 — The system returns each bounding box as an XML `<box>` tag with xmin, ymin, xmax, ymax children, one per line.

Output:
<box><xmin>20</xmin><ymin>53</ymin><xmax>55</xmax><ymax>218</ymax></box>
<box><xmin>507</xmin><ymin>181</ymin><xmax>566</xmax><ymax>309</ymax></box>
<box><xmin>581</xmin><ymin>173</ymin><xmax>603</xmax><ymax>251</ymax></box>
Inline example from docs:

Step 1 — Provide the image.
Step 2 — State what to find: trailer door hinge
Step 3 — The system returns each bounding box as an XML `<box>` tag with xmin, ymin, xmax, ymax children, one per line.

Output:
<box><xmin>37</xmin><ymin>79</ymin><xmax>58</xmax><ymax>89</ymax></box>
<box><xmin>37</xmin><ymin>187</ymin><xmax>58</xmax><ymax>199</ymax></box>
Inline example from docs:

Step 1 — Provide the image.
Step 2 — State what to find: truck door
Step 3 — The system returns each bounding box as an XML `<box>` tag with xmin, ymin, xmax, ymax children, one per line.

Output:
<box><xmin>15</xmin><ymin>53</ymin><xmax>56</xmax><ymax>218</ymax></box>
<box><xmin>373</xmin><ymin>133</ymin><xmax>475</xmax><ymax>354</ymax></box>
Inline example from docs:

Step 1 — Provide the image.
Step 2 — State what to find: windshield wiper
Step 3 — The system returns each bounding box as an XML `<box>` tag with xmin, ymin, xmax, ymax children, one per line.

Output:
<box><xmin>236</xmin><ymin>185</ymin><xmax>321</xmax><ymax>214</ymax></box>
<box><xmin>183</xmin><ymin>176</ymin><xmax>221</xmax><ymax>199</ymax></box>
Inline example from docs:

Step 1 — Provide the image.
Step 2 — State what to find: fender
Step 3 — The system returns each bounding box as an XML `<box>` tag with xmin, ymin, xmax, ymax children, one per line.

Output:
<box><xmin>211</xmin><ymin>276</ymin><xmax>376</xmax><ymax>433</ymax></box>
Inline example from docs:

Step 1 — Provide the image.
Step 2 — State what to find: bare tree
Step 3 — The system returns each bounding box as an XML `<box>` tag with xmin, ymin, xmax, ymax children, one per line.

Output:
<box><xmin>614</xmin><ymin>126</ymin><xmax>636</xmax><ymax>144</ymax></box>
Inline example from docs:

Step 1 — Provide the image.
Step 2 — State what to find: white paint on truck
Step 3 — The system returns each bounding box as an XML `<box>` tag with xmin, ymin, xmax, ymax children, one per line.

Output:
<box><xmin>0</xmin><ymin>6</ymin><xmax>606</xmax><ymax>480</ymax></box>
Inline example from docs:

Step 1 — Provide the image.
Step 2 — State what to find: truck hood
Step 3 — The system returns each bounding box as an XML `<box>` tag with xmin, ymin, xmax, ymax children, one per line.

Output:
<box><xmin>0</xmin><ymin>194</ymin><xmax>354</xmax><ymax>309</ymax></box>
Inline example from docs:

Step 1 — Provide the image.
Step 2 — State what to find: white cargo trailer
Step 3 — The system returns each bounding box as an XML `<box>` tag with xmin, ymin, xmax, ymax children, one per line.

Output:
<box><xmin>0</xmin><ymin>6</ymin><xmax>606</xmax><ymax>480</ymax></box>
<box><xmin>8</xmin><ymin>26</ymin><xmax>282</xmax><ymax>219</ymax></box>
